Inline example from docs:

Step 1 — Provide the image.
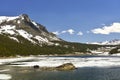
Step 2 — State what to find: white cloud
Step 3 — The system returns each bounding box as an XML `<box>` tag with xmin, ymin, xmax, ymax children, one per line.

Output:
<box><xmin>91</xmin><ymin>22</ymin><xmax>120</xmax><ymax>34</ymax></box>
<box><xmin>52</xmin><ymin>31</ymin><xmax>60</xmax><ymax>35</ymax></box>
<box><xmin>54</xmin><ymin>29</ymin><xmax>75</xmax><ymax>35</ymax></box>
<box><xmin>61</xmin><ymin>30</ymin><xmax>67</xmax><ymax>34</ymax></box>
<box><xmin>77</xmin><ymin>31</ymin><xmax>83</xmax><ymax>36</ymax></box>
<box><xmin>67</xmin><ymin>29</ymin><xmax>74</xmax><ymax>34</ymax></box>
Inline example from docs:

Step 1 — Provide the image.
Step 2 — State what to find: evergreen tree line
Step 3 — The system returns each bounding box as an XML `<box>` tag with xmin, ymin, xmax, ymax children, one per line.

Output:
<box><xmin>0</xmin><ymin>34</ymin><xmax>116</xmax><ymax>57</ymax></box>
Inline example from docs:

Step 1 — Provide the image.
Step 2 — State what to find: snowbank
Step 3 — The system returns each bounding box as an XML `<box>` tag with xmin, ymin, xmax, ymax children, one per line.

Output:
<box><xmin>0</xmin><ymin>69</ymin><xmax>10</xmax><ymax>72</ymax></box>
<box><xmin>0</xmin><ymin>74</ymin><xmax>12</xmax><ymax>80</ymax></box>
<box><xmin>2</xmin><ymin>56</ymin><xmax>120</xmax><ymax>68</ymax></box>
<box><xmin>111</xmin><ymin>53</ymin><xmax>120</xmax><ymax>56</ymax></box>
<box><xmin>0</xmin><ymin>56</ymin><xmax>35</xmax><ymax>65</ymax></box>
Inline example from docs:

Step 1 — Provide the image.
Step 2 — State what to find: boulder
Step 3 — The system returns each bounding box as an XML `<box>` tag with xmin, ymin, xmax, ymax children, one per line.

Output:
<box><xmin>34</xmin><ymin>63</ymin><xmax>76</xmax><ymax>71</ymax></box>
<box><xmin>56</xmin><ymin>63</ymin><xmax>76</xmax><ymax>71</ymax></box>
<box><xmin>33</xmin><ymin>65</ymin><xmax>39</xmax><ymax>69</ymax></box>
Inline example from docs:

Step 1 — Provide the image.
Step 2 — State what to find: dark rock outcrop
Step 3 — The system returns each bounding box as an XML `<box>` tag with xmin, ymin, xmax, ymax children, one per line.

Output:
<box><xmin>20</xmin><ymin>14</ymin><xmax>31</xmax><ymax>22</ymax></box>
<box><xmin>33</xmin><ymin>65</ymin><xmax>39</xmax><ymax>69</ymax></box>
<box><xmin>56</xmin><ymin>63</ymin><xmax>76</xmax><ymax>71</ymax></box>
<box><xmin>35</xmin><ymin>63</ymin><xmax>76</xmax><ymax>71</ymax></box>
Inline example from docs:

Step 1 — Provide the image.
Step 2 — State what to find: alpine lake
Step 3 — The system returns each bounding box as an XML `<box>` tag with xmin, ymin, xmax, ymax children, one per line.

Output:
<box><xmin>1</xmin><ymin>55</ymin><xmax>120</xmax><ymax>80</ymax></box>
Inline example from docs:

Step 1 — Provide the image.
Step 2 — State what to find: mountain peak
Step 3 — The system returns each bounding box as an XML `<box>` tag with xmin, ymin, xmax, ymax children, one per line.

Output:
<box><xmin>20</xmin><ymin>14</ymin><xmax>29</xmax><ymax>17</ymax></box>
<box><xmin>0</xmin><ymin>14</ymin><xmax>62</xmax><ymax>45</ymax></box>
<box><xmin>19</xmin><ymin>14</ymin><xmax>31</xmax><ymax>22</ymax></box>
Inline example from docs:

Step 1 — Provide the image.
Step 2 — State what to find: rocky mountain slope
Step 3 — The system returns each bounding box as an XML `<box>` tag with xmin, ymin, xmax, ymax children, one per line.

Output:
<box><xmin>0</xmin><ymin>14</ymin><xmax>61</xmax><ymax>46</ymax></box>
<box><xmin>0</xmin><ymin>14</ymin><xmax>118</xmax><ymax>56</ymax></box>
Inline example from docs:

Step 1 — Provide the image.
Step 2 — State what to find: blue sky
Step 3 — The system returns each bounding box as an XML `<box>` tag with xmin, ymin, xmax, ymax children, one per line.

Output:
<box><xmin>0</xmin><ymin>0</ymin><xmax>120</xmax><ymax>43</ymax></box>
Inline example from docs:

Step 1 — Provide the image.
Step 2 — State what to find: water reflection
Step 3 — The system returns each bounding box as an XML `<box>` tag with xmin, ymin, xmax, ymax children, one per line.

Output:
<box><xmin>1</xmin><ymin>66</ymin><xmax>120</xmax><ymax>80</ymax></box>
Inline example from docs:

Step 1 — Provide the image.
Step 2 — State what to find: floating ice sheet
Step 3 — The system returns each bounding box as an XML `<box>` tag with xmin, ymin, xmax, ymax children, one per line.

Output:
<box><xmin>2</xmin><ymin>56</ymin><xmax>120</xmax><ymax>68</ymax></box>
<box><xmin>0</xmin><ymin>74</ymin><xmax>12</xmax><ymax>80</ymax></box>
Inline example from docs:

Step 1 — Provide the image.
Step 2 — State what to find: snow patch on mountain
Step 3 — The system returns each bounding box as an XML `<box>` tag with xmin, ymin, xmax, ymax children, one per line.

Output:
<box><xmin>0</xmin><ymin>14</ymin><xmax>61</xmax><ymax>45</ymax></box>
<box><xmin>0</xmin><ymin>16</ymin><xmax>19</xmax><ymax>23</ymax></box>
<box><xmin>0</xmin><ymin>25</ymin><xmax>16</xmax><ymax>35</ymax></box>
<box><xmin>32</xmin><ymin>21</ymin><xmax>39</xmax><ymax>28</ymax></box>
<box><xmin>16</xmin><ymin>29</ymin><xmax>36</xmax><ymax>43</ymax></box>
<box><xmin>9</xmin><ymin>36</ymin><xmax>19</xmax><ymax>42</ymax></box>
<box><xmin>89</xmin><ymin>39</ymin><xmax>120</xmax><ymax>45</ymax></box>
<box><xmin>17</xmin><ymin>20</ymin><xmax>21</xmax><ymax>24</ymax></box>
<box><xmin>34</xmin><ymin>36</ymin><xmax>48</xmax><ymax>43</ymax></box>
<box><xmin>0</xmin><ymin>25</ymin><xmax>52</xmax><ymax>44</ymax></box>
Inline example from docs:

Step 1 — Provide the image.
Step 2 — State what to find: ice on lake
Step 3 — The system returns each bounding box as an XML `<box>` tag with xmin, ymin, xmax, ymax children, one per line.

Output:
<box><xmin>1</xmin><ymin>56</ymin><xmax>120</xmax><ymax>68</ymax></box>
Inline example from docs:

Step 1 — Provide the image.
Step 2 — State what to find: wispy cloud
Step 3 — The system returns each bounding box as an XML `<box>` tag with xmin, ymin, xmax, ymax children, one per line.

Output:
<box><xmin>91</xmin><ymin>22</ymin><xmax>120</xmax><ymax>34</ymax></box>
<box><xmin>53</xmin><ymin>29</ymin><xmax>75</xmax><ymax>35</ymax></box>
<box><xmin>77</xmin><ymin>31</ymin><xmax>83</xmax><ymax>36</ymax></box>
<box><xmin>61</xmin><ymin>30</ymin><xmax>67</xmax><ymax>34</ymax></box>
<box><xmin>67</xmin><ymin>29</ymin><xmax>75</xmax><ymax>34</ymax></box>
<box><xmin>52</xmin><ymin>31</ymin><xmax>60</xmax><ymax>35</ymax></box>
<box><xmin>53</xmin><ymin>29</ymin><xmax>84</xmax><ymax>38</ymax></box>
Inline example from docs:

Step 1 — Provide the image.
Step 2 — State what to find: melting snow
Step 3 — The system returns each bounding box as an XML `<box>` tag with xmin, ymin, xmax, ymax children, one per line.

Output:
<box><xmin>0</xmin><ymin>16</ymin><xmax>19</xmax><ymax>23</ymax></box>
<box><xmin>16</xmin><ymin>29</ymin><xmax>36</xmax><ymax>43</ymax></box>
<box><xmin>0</xmin><ymin>25</ymin><xmax>16</xmax><ymax>35</ymax></box>
<box><xmin>0</xmin><ymin>25</ymin><xmax>50</xmax><ymax>44</ymax></box>
<box><xmin>32</xmin><ymin>21</ymin><xmax>39</xmax><ymax>28</ymax></box>
<box><xmin>0</xmin><ymin>57</ymin><xmax>35</xmax><ymax>65</ymax></box>
<box><xmin>89</xmin><ymin>40</ymin><xmax>120</xmax><ymax>45</ymax></box>
<box><xmin>0</xmin><ymin>56</ymin><xmax>120</xmax><ymax>68</ymax></box>
<box><xmin>0</xmin><ymin>15</ymin><xmax>59</xmax><ymax>44</ymax></box>
<box><xmin>0</xmin><ymin>25</ymin><xmax>15</xmax><ymax>30</ymax></box>
<box><xmin>0</xmin><ymin>74</ymin><xmax>12</xmax><ymax>80</ymax></box>
<box><xmin>17</xmin><ymin>20</ymin><xmax>20</xmax><ymax>24</ymax></box>
<box><xmin>34</xmin><ymin>36</ymin><xmax>48</xmax><ymax>43</ymax></box>
<box><xmin>0</xmin><ymin>69</ymin><xmax>10</xmax><ymax>72</ymax></box>
<box><xmin>9</xmin><ymin>37</ymin><xmax>19</xmax><ymax>42</ymax></box>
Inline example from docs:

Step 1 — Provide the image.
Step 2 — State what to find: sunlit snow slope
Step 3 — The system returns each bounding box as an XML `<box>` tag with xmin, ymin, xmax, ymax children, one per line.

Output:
<box><xmin>0</xmin><ymin>14</ymin><xmax>61</xmax><ymax>45</ymax></box>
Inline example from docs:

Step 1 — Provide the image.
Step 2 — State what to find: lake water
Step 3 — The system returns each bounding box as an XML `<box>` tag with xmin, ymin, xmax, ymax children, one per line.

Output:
<box><xmin>1</xmin><ymin>56</ymin><xmax>120</xmax><ymax>80</ymax></box>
